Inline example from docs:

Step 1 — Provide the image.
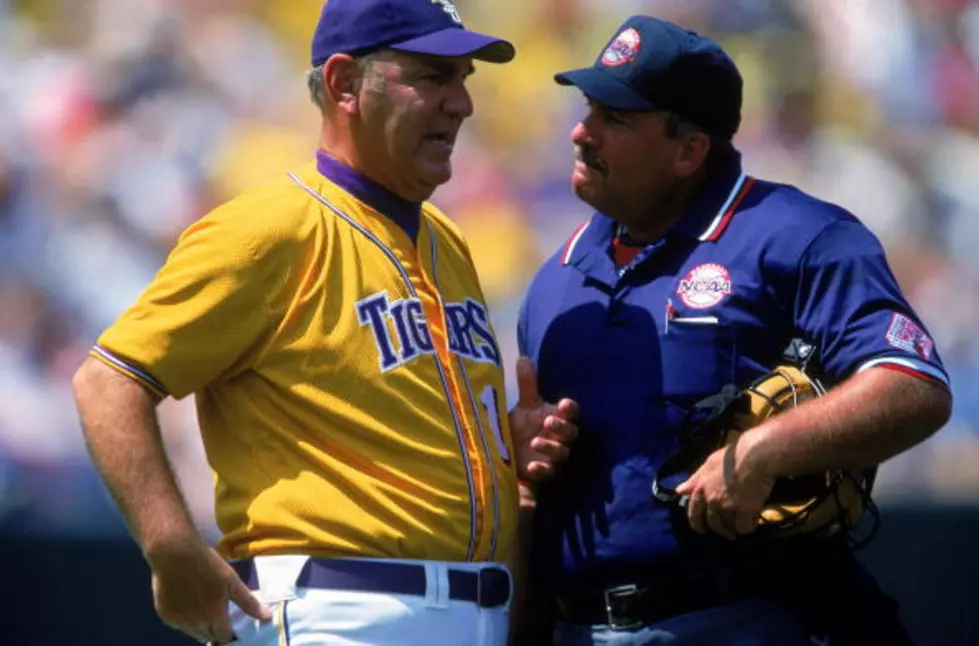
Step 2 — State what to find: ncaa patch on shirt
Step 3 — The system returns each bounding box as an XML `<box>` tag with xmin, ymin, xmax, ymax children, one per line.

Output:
<box><xmin>677</xmin><ymin>263</ymin><xmax>732</xmax><ymax>310</ymax></box>
<box><xmin>885</xmin><ymin>312</ymin><xmax>934</xmax><ymax>359</ymax></box>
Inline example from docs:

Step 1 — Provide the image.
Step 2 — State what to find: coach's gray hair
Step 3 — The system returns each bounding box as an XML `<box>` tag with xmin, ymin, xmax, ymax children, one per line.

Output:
<box><xmin>307</xmin><ymin>64</ymin><xmax>326</xmax><ymax>109</ymax></box>
<box><xmin>306</xmin><ymin>52</ymin><xmax>389</xmax><ymax>110</ymax></box>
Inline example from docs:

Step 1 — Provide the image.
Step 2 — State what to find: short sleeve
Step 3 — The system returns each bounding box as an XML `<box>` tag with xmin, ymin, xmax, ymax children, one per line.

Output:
<box><xmin>793</xmin><ymin>220</ymin><xmax>949</xmax><ymax>388</ymax></box>
<box><xmin>95</xmin><ymin>214</ymin><xmax>286</xmax><ymax>399</ymax></box>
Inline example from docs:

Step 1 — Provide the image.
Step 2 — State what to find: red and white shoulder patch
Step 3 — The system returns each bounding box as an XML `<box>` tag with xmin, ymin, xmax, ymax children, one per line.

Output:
<box><xmin>885</xmin><ymin>313</ymin><xmax>933</xmax><ymax>359</ymax></box>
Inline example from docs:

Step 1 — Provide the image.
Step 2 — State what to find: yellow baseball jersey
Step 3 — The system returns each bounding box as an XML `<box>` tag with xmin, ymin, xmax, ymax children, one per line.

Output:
<box><xmin>93</xmin><ymin>153</ymin><xmax>519</xmax><ymax>564</ymax></box>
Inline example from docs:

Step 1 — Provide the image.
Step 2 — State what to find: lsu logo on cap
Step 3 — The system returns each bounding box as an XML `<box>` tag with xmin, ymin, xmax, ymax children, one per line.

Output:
<box><xmin>677</xmin><ymin>263</ymin><xmax>732</xmax><ymax>309</ymax></box>
<box><xmin>431</xmin><ymin>0</ymin><xmax>462</xmax><ymax>24</ymax></box>
<box><xmin>601</xmin><ymin>28</ymin><xmax>641</xmax><ymax>67</ymax></box>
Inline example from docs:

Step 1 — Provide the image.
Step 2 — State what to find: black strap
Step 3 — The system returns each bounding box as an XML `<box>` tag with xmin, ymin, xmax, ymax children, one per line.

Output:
<box><xmin>652</xmin><ymin>384</ymin><xmax>743</xmax><ymax>503</ymax></box>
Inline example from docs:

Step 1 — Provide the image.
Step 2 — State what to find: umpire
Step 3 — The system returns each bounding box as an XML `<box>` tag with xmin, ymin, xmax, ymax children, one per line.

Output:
<box><xmin>516</xmin><ymin>14</ymin><xmax>952</xmax><ymax>646</ymax></box>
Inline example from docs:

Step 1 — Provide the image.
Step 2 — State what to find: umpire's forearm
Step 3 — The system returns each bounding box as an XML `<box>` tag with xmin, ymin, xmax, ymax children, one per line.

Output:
<box><xmin>72</xmin><ymin>357</ymin><xmax>200</xmax><ymax>560</ymax></box>
<box><xmin>744</xmin><ymin>367</ymin><xmax>952</xmax><ymax>478</ymax></box>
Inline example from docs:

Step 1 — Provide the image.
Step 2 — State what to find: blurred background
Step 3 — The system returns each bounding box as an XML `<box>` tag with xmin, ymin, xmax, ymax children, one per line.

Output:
<box><xmin>2</xmin><ymin>0</ymin><xmax>978</xmax><ymax>644</ymax></box>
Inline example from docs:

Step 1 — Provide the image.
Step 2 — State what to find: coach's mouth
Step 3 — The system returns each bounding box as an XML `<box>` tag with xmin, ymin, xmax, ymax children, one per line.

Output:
<box><xmin>423</xmin><ymin>130</ymin><xmax>456</xmax><ymax>151</ymax></box>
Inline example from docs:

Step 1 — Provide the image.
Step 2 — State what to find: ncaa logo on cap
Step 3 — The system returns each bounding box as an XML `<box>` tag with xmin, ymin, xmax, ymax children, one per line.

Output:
<box><xmin>601</xmin><ymin>27</ymin><xmax>641</xmax><ymax>67</ymax></box>
<box><xmin>431</xmin><ymin>0</ymin><xmax>462</xmax><ymax>24</ymax></box>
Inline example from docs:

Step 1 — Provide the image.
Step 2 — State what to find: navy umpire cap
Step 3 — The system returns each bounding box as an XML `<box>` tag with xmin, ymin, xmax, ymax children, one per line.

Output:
<box><xmin>311</xmin><ymin>0</ymin><xmax>515</xmax><ymax>67</ymax></box>
<box><xmin>555</xmin><ymin>15</ymin><xmax>743</xmax><ymax>140</ymax></box>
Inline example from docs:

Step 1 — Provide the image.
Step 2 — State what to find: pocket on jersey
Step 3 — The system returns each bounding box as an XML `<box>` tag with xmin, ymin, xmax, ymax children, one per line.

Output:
<box><xmin>658</xmin><ymin>318</ymin><xmax>737</xmax><ymax>408</ymax></box>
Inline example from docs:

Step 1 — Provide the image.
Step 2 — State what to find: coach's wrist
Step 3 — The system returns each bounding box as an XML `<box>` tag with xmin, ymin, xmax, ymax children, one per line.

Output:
<box><xmin>142</xmin><ymin>523</ymin><xmax>207</xmax><ymax>567</ymax></box>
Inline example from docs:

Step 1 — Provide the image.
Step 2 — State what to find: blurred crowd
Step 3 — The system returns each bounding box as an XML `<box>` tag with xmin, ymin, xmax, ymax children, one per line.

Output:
<box><xmin>1</xmin><ymin>0</ymin><xmax>979</xmax><ymax>539</ymax></box>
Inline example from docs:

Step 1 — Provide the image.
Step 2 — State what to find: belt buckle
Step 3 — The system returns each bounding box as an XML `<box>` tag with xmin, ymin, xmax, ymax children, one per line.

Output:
<box><xmin>604</xmin><ymin>584</ymin><xmax>644</xmax><ymax>631</ymax></box>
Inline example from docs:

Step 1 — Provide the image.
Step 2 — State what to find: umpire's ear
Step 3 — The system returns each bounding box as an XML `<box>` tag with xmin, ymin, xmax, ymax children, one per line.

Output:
<box><xmin>673</xmin><ymin>129</ymin><xmax>711</xmax><ymax>179</ymax></box>
<box><xmin>322</xmin><ymin>53</ymin><xmax>361</xmax><ymax>116</ymax></box>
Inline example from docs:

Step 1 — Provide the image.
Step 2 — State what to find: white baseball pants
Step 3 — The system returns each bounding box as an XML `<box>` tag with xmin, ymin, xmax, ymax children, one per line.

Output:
<box><xmin>222</xmin><ymin>555</ymin><xmax>512</xmax><ymax>646</ymax></box>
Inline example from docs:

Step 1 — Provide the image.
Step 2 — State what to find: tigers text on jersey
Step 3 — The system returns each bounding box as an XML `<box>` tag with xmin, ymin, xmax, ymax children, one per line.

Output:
<box><xmin>93</xmin><ymin>151</ymin><xmax>518</xmax><ymax>563</ymax></box>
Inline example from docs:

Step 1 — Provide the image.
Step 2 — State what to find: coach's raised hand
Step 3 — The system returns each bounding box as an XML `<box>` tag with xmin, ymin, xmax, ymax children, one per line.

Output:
<box><xmin>147</xmin><ymin>532</ymin><xmax>272</xmax><ymax>644</ymax></box>
<box><xmin>509</xmin><ymin>356</ymin><xmax>579</xmax><ymax>481</ymax></box>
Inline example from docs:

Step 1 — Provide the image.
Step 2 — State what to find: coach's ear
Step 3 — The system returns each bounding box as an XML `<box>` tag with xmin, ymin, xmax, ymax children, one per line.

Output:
<box><xmin>323</xmin><ymin>53</ymin><xmax>361</xmax><ymax>116</ymax></box>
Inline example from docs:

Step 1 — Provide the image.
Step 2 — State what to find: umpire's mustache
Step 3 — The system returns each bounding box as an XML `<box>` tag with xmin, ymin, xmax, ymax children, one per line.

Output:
<box><xmin>575</xmin><ymin>145</ymin><xmax>608</xmax><ymax>177</ymax></box>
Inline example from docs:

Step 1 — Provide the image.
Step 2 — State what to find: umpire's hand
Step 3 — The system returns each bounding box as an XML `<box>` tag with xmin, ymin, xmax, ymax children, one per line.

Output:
<box><xmin>674</xmin><ymin>434</ymin><xmax>776</xmax><ymax>540</ymax></box>
<box><xmin>509</xmin><ymin>356</ymin><xmax>579</xmax><ymax>481</ymax></box>
<box><xmin>147</xmin><ymin>534</ymin><xmax>272</xmax><ymax>644</ymax></box>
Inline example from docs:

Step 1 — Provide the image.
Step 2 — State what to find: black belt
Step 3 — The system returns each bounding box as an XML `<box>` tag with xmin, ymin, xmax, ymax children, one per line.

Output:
<box><xmin>231</xmin><ymin>557</ymin><xmax>510</xmax><ymax>609</ymax></box>
<box><xmin>556</xmin><ymin>569</ymin><xmax>756</xmax><ymax>631</ymax></box>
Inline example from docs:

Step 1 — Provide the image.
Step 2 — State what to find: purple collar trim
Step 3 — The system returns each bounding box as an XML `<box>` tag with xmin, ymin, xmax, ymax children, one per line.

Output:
<box><xmin>316</xmin><ymin>150</ymin><xmax>421</xmax><ymax>240</ymax></box>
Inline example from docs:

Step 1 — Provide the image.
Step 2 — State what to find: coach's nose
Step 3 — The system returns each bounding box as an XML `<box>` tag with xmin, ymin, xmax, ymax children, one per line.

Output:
<box><xmin>444</xmin><ymin>78</ymin><xmax>474</xmax><ymax>120</ymax></box>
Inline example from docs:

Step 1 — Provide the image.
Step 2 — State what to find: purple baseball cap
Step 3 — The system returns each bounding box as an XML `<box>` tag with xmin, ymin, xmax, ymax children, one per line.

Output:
<box><xmin>311</xmin><ymin>0</ymin><xmax>515</xmax><ymax>66</ymax></box>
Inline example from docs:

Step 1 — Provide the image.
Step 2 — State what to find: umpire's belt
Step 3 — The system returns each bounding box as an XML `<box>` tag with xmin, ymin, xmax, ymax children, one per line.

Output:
<box><xmin>555</xmin><ymin>570</ymin><xmax>754</xmax><ymax>631</ymax></box>
<box><xmin>231</xmin><ymin>558</ymin><xmax>510</xmax><ymax>608</ymax></box>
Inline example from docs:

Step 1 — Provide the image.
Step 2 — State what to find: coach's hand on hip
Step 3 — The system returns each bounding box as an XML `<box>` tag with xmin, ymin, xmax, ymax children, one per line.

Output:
<box><xmin>509</xmin><ymin>356</ymin><xmax>579</xmax><ymax>481</ymax></box>
<box><xmin>146</xmin><ymin>532</ymin><xmax>272</xmax><ymax>644</ymax></box>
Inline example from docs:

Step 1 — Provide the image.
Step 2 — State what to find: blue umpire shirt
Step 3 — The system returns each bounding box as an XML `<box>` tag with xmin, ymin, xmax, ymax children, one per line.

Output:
<box><xmin>518</xmin><ymin>151</ymin><xmax>950</xmax><ymax>590</ymax></box>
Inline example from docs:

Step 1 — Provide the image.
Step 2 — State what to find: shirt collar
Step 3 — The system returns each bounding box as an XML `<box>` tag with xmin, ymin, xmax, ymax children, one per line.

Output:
<box><xmin>561</xmin><ymin>151</ymin><xmax>753</xmax><ymax>272</ymax></box>
<box><xmin>671</xmin><ymin>151</ymin><xmax>749</xmax><ymax>242</ymax></box>
<box><xmin>559</xmin><ymin>214</ymin><xmax>619</xmax><ymax>285</ymax></box>
<box><xmin>316</xmin><ymin>150</ymin><xmax>421</xmax><ymax>240</ymax></box>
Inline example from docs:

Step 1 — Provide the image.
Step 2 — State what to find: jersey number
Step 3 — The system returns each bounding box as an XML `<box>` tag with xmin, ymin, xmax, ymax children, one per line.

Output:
<box><xmin>480</xmin><ymin>385</ymin><xmax>511</xmax><ymax>464</ymax></box>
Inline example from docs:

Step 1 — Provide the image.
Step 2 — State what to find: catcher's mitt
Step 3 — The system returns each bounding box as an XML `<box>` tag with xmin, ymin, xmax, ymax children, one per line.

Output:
<box><xmin>652</xmin><ymin>360</ymin><xmax>879</xmax><ymax>544</ymax></box>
